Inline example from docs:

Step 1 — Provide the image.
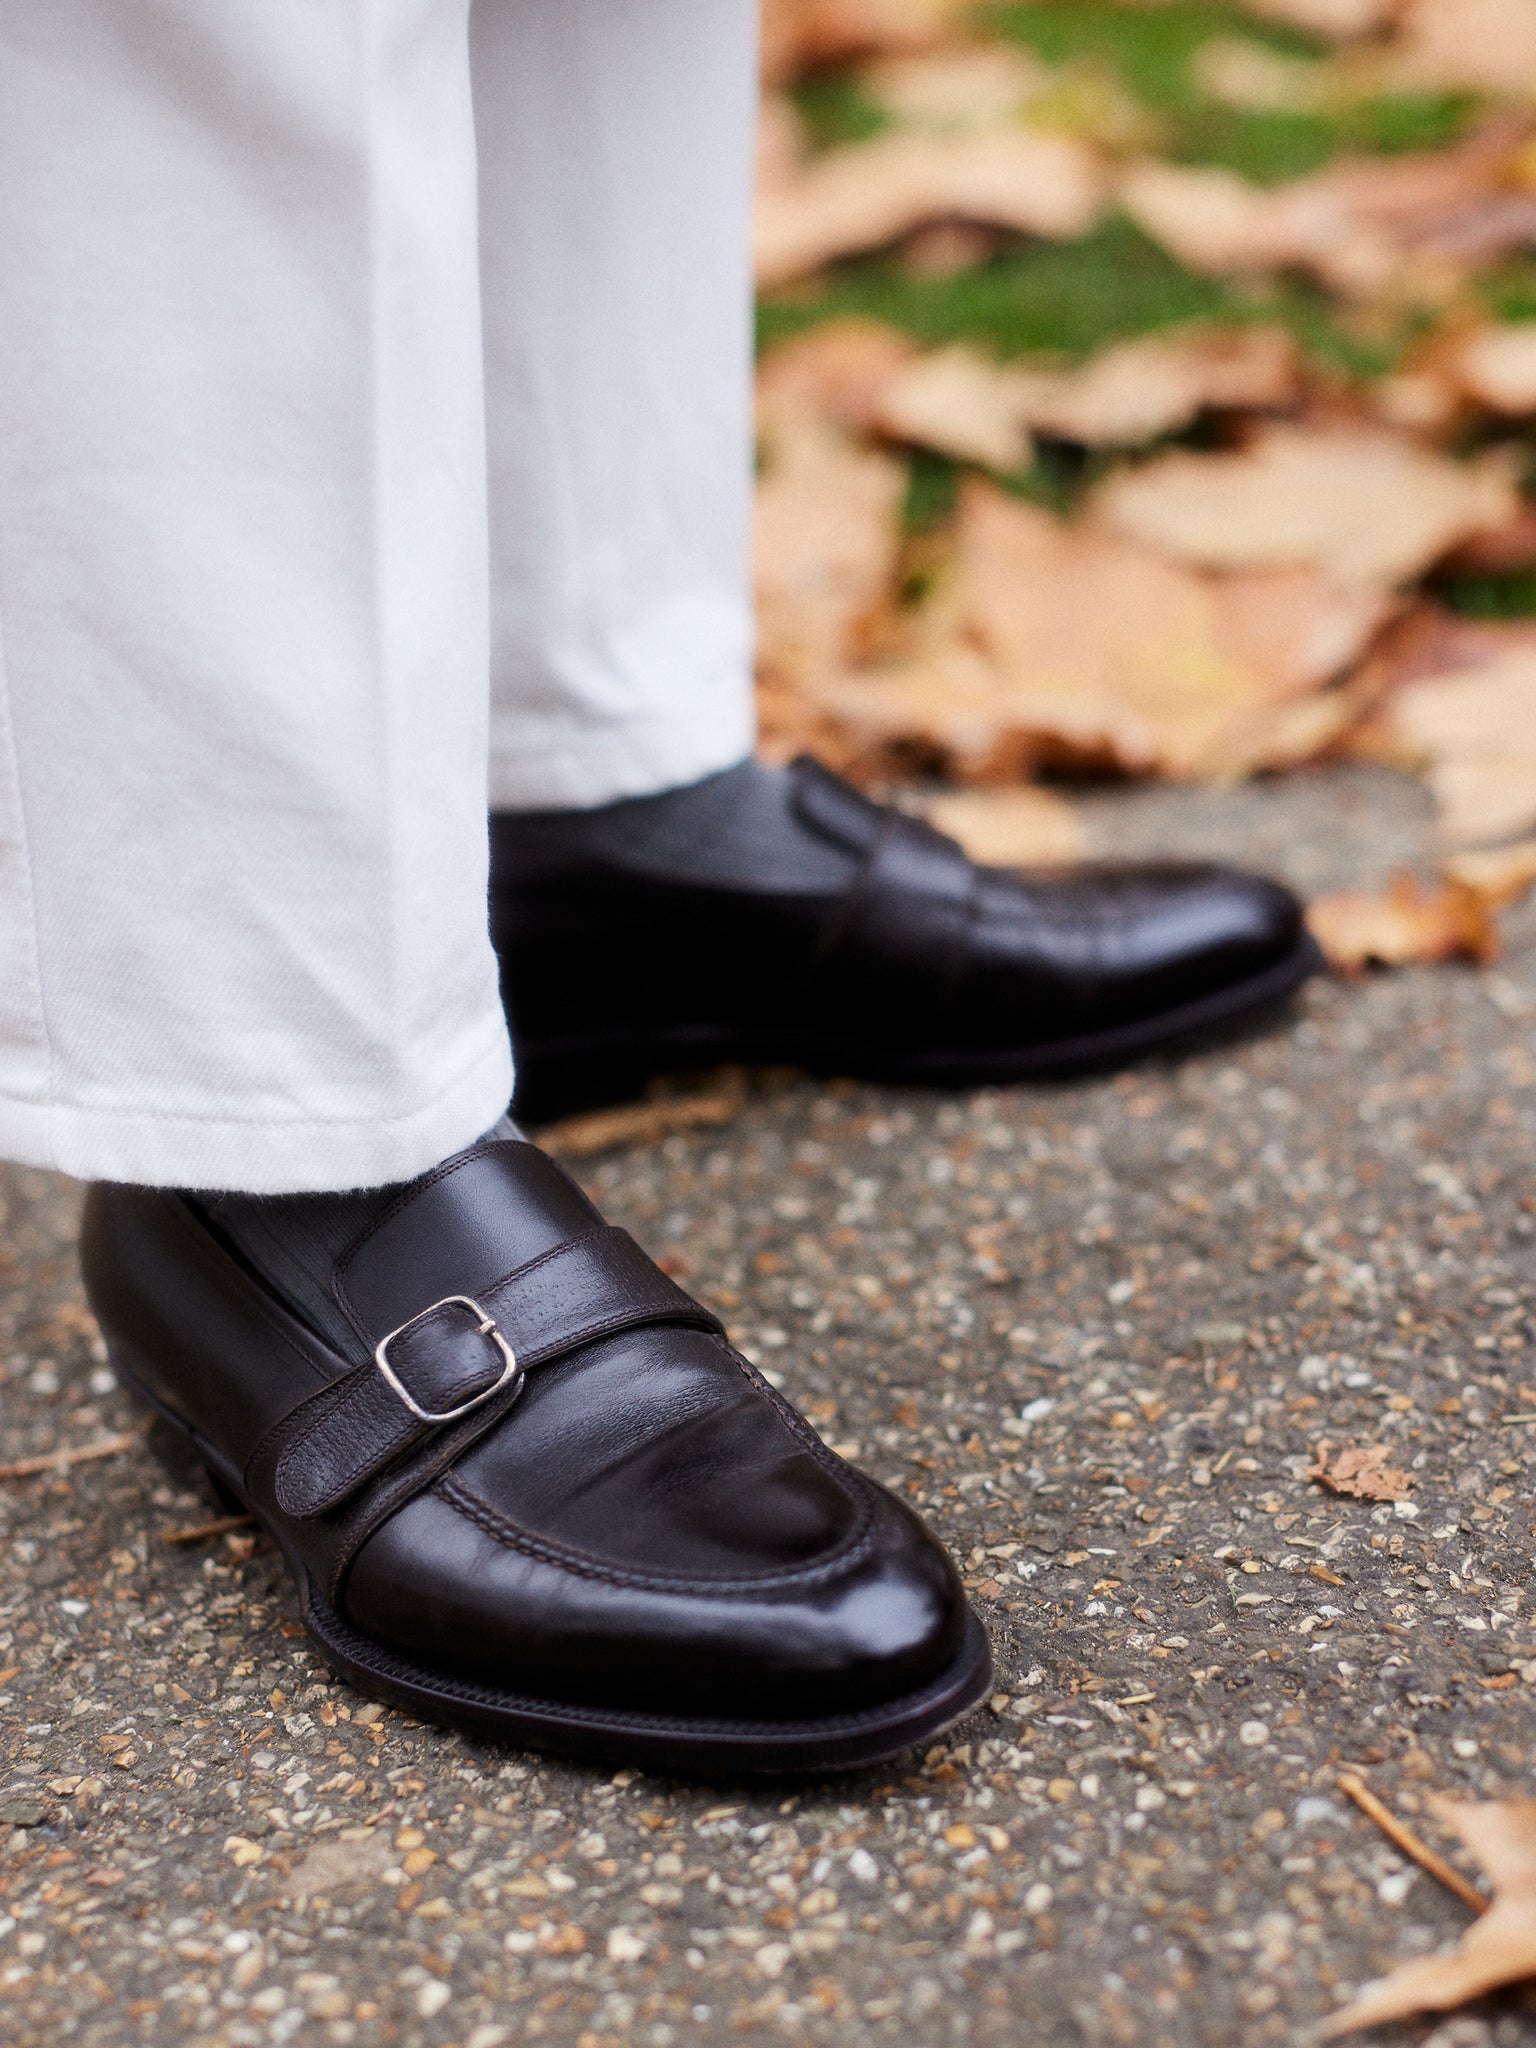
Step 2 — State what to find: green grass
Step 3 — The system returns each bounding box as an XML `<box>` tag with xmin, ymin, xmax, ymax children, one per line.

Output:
<box><xmin>757</xmin><ymin>214</ymin><xmax>1406</xmax><ymax>375</ymax></box>
<box><xmin>789</xmin><ymin>73</ymin><xmax>891</xmax><ymax>152</ymax></box>
<box><xmin>988</xmin><ymin>0</ymin><xmax>1471</xmax><ymax>182</ymax></box>
<box><xmin>1481</xmin><ymin>262</ymin><xmax>1536</xmax><ymax>324</ymax></box>
<box><xmin>902</xmin><ymin>448</ymin><xmax>960</xmax><ymax>533</ymax></box>
<box><xmin>759</xmin><ymin>215</ymin><xmax>1236</xmax><ymax>359</ymax></box>
<box><xmin>1167</xmin><ymin>93</ymin><xmax>1472</xmax><ymax>184</ymax></box>
<box><xmin>1432</xmin><ymin>566</ymin><xmax>1536</xmax><ymax>618</ymax></box>
<box><xmin>990</xmin><ymin>0</ymin><xmax>1324</xmax><ymax>105</ymax></box>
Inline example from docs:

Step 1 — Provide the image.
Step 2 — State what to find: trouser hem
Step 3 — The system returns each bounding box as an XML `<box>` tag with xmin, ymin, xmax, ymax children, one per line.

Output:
<box><xmin>488</xmin><ymin>697</ymin><xmax>756</xmax><ymax>812</ymax></box>
<box><xmin>0</xmin><ymin>1026</ymin><xmax>515</xmax><ymax>1194</ymax></box>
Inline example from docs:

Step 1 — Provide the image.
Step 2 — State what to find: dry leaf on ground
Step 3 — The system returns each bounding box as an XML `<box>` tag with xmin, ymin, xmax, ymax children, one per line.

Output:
<box><xmin>1307</xmin><ymin>871</ymin><xmax>1499</xmax><ymax>969</ymax></box>
<box><xmin>1452</xmin><ymin>321</ymin><xmax>1536</xmax><ymax>413</ymax></box>
<box><xmin>1387</xmin><ymin>650</ymin><xmax>1536</xmax><ymax>842</ymax></box>
<box><xmin>758</xmin><ymin>93</ymin><xmax>809</xmax><ymax>199</ymax></box>
<box><xmin>278</xmin><ymin>1830</ymin><xmax>399</xmax><ymax>1904</ymax></box>
<box><xmin>756</xmin><ymin>319</ymin><xmax>918</xmax><ymax>437</ymax></box>
<box><xmin>1443</xmin><ymin>837</ymin><xmax>1536</xmax><ymax>906</ymax></box>
<box><xmin>877</xmin><ymin>344</ymin><xmax>1036</xmax><ymax>469</ymax></box>
<box><xmin>754</xmin><ymin>418</ymin><xmax>907</xmax><ymax>688</ymax></box>
<box><xmin>1004</xmin><ymin>324</ymin><xmax>1300</xmax><ymax>447</ymax></box>
<box><xmin>870</xmin><ymin>325</ymin><xmax>1299</xmax><ymax>469</ymax></box>
<box><xmin>760</xmin><ymin>0</ymin><xmax>968</xmax><ymax>84</ymax></box>
<box><xmin>922</xmin><ymin>786</ymin><xmax>1085</xmax><ymax>864</ymax></box>
<box><xmin>803</xmin><ymin>483</ymin><xmax>1388</xmax><ymax>781</ymax></box>
<box><xmin>861</xmin><ymin>43</ymin><xmax>1048</xmax><ymax>129</ymax></box>
<box><xmin>1441</xmin><ymin>501</ymin><xmax>1536</xmax><ymax>573</ymax></box>
<box><xmin>1387</xmin><ymin>0</ymin><xmax>1536</xmax><ymax>94</ymax></box>
<box><xmin>1121</xmin><ymin>134</ymin><xmax>1527</xmax><ymax>296</ymax></box>
<box><xmin>754</xmin><ymin>128</ymin><xmax>1104</xmax><ymax>288</ymax></box>
<box><xmin>1322</xmin><ymin>1797</ymin><xmax>1536</xmax><ymax>2035</ymax></box>
<box><xmin>1349</xmin><ymin>604</ymin><xmax>1536</xmax><ymax>708</ymax></box>
<box><xmin>1094</xmin><ymin>425</ymin><xmax>1517</xmax><ymax>587</ymax></box>
<box><xmin>1238</xmin><ymin>0</ymin><xmax>1401</xmax><ymax>34</ymax></box>
<box><xmin>1309</xmin><ymin>1439</ymin><xmax>1415</xmax><ymax>1500</ymax></box>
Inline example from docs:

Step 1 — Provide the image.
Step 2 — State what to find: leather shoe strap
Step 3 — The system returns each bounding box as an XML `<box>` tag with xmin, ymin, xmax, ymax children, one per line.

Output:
<box><xmin>271</xmin><ymin>1226</ymin><xmax>720</xmax><ymax>1519</ymax></box>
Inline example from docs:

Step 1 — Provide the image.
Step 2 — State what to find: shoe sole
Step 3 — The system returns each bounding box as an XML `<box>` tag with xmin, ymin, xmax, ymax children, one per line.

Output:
<box><xmin>513</xmin><ymin>932</ymin><xmax>1324</xmax><ymax>1122</ymax></box>
<box><xmin>115</xmin><ymin>1352</ymin><xmax>995</xmax><ymax>1776</ymax></box>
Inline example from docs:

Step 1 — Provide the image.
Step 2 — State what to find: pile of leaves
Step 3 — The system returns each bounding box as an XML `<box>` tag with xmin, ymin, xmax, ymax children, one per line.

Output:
<box><xmin>753</xmin><ymin>0</ymin><xmax>1536</xmax><ymax>956</ymax></box>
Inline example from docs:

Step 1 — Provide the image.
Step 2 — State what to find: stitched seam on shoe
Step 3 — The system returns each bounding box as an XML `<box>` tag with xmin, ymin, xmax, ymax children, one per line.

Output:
<box><xmin>431</xmin><ymin>1336</ymin><xmax>875</xmax><ymax>1592</ymax></box>
<box><xmin>433</xmin><ymin>1467</ymin><xmax>878</xmax><ymax>1594</ymax></box>
<box><xmin>331</xmin><ymin>1140</ymin><xmax>562</xmax><ymax>1337</ymax></box>
<box><xmin>327</xmin><ymin>1382</ymin><xmax>526</xmax><ymax>1611</ymax></box>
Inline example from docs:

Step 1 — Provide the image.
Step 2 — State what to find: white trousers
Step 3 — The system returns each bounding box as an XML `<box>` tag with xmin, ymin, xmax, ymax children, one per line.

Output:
<box><xmin>0</xmin><ymin>0</ymin><xmax>758</xmax><ymax>1192</ymax></box>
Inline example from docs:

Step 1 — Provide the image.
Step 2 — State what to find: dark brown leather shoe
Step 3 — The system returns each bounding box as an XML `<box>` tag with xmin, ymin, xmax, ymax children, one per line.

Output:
<box><xmin>80</xmin><ymin>1136</ymin><xmax>990</xmax><ymax>1772</ymax></box>
<box><xmin>491</xmin><ymin>756</ymin><xmax>1321</xmax><ymax>1120</ymax></box>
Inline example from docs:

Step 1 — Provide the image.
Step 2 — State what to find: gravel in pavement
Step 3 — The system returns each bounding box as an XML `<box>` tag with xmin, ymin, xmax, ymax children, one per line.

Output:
<box><xmin>3</xmin><ymin>765</ymin><xmax>1536</xmax><ymax>2048</ymax></box>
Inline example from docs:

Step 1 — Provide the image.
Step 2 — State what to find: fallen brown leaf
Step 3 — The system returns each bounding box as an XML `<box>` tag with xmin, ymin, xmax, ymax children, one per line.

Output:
<box><xmin>1239</xmin><ymin>0</ymin><xmax>1401</xmax><ymax>34</ymax></box>
<box><xmin>754</xmin><ymin>127</ymin><xmax>1105</xmax><ymax>288</ymax></box>
<box><xmin>1349</xmin><ymin>603</ymin><xmax>1536</xmax><ymax>709</ymax></box>
<box><xmin>1121</xmin><ymin>131</ymin><xmax>1529</xmax><ymax>296</ymax></box>
<box><xmin>875</xmin><ymin>324</ymin><xmax>1300</xmax><ymax>466</ymax></box>
<box><xmin>1441</xmin><ymin>502</ymin><xmax>1536</xmax><ymax>574</ymax></box>
<box><xmin>860</xmin><ymin>42</ymin><xmax>1048</xmax><ymax>129</ymax></box>
<box><xmin>1444</xmin><ymin>837</ymin><xmax>1536</xmax><ymax>906</ymax></box>
<box><xmin>1007</xmin><ymin>324</ymin><xmax>1301</xmax><ymax>446</ymax></box>
<box><xmin>1387</xmin><ymin>650</ymin><xmax>1536</xmax><ymax>843</ymax></box>
<box><xmin>1322</xmin><ymin>1797</ymin><xmax>1536</xmax><ymax>2035</ymax></box>
<box><xmin>1307</xmin><ymin>871</ymin><xmax>1499</xmax><ymax>970</ymax></box>
<box><xmin>760</xmin><ymin>0</ymin><xmax>968</xmax><ymax>84</ymax></box>
<box><xmin>757</xmin><ymin>93</ymin><xmax>809</xmax><ymax>200</ymax></box>
<box><xmin>804</xmin><ymin>484</ymin><xmax>1388</xmax><ymax>781</ymax></box>
<box><xmin>278</xmin><ymin>1830</ymin><xmax>399</xmax><ymax>1903</ymax></box>
<box><xmin>877</xmin><ymin>343</ymin><xmax>1036</xmax><ymax>470</ymax></box>
<box><xmin>921</xmin><ymin>785</ymin><xmax>1085</xmax><ymax>865</ymax></box>
<box><xmin>1452</xmin><ymin>320</ymin><xmax>1536</xmax><ymax>413</ymax></box>
<box><xmin>756</xmin><ymin>319</ymin><xmax>918</xmax><ymax>439</ymax></box>
<box><xmin>1309</xmin><ymin>1438</ymin><xmax>1416</xmax><ymax>1500</ymax></box>
<box><xmin>1095</xmin><ymin>425</ymin><xmax>1518</xmax><ymax>587</ymax></box>
<box><xmin>1387</xmin><ymin>0</ymin><xmax>1536</xmax><ymax>94</ymax></box>
<box><xmin>754</xmin><ymin>416</ymin><xmax>908</xmax><ymax>687</ymax></box>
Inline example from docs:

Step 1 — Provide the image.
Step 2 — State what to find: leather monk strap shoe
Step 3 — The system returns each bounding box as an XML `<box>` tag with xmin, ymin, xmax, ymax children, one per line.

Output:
<box><xmin>491</xmin><ymin>756</ymin><xmax>1321</xmax><ymax>1121</ymax></box>
<box><xmin>82</xmin><ymin>1135</ymin><xmax>991</xmax><ymax>1772</ymax></box>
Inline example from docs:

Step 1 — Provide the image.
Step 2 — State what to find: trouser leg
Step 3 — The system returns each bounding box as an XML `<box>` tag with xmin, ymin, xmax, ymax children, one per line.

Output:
<box><xmin>0</xmin><ymin>0</ymin><xmax>511</xmax><ymax>1190</ymax></box>
<box><xmin>473</xmin><ymin>0</ymin><xmax>761</xmax><ymax>811</ymax></box>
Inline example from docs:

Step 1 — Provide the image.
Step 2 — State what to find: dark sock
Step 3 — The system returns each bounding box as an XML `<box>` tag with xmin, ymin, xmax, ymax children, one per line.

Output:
<box><xmin>191</xmin><ymin>1114</ymin><xmax>522</xmax><ymax>1356</ymax></box>
<box><xmin>492</xmin><ymin>757</ymin><xmax>857</xmax><ymax>895</ymax></box>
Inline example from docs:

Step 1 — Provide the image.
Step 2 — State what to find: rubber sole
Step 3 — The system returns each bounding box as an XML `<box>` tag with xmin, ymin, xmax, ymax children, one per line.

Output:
<box><xmin>513</xmin><ymin>933</ymin><xmax>1325</xmax><ymax>1122</ymax></box>
<box><xmin>118</xmin><ymin>1356</ymin><xmax>995</xmax><ymax>1776</ymax></box>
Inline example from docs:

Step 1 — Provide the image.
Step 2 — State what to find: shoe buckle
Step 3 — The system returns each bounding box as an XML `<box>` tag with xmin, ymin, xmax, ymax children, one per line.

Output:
<box><xmin>373</xmin><ymin>1295</ymin><xmax>520</xmax><ymax>1425</ymax></box>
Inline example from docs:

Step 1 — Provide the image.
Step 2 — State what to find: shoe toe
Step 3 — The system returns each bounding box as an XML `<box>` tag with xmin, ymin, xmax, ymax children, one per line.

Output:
<box><xmin>340</xmin><ymin>1327</ymin><xmax>972</xmax><ymax>1725</ymax></box>
<box><xmin>344</xmin><ymin>1470</ymin><xmax>967</xmax><ymax>1722</ymax></box>
<box><xmin>1139</xmin><ymin>863</ymin><xmax>1306</xmax><ymax>987</ymax></box>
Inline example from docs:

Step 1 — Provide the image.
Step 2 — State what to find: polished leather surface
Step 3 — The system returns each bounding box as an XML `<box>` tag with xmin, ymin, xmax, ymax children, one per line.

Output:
<box><xmin>491</xmin><ymin>756</ymin><xmax>1312</xmax><ymax>1115</ymax></box>
<box><xmin>81</xmin><ymin>1139</ymin><xmax>973</xmax><ymax>1727</ymax></box>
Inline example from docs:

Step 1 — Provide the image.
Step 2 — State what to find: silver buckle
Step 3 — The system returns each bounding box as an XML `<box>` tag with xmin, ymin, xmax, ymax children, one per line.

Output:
<box><xmin>373</xmin><ymin>1295</ymin><xmax>520</xmax><ymax>1425</ymax></box>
